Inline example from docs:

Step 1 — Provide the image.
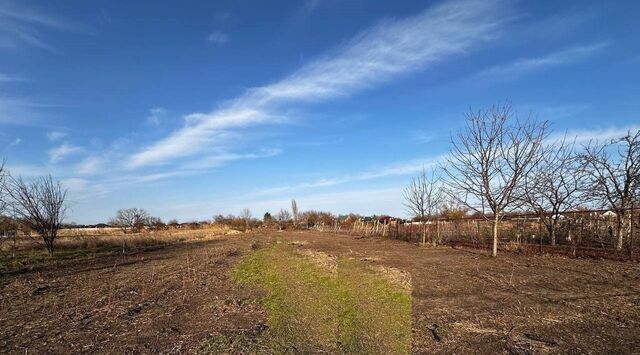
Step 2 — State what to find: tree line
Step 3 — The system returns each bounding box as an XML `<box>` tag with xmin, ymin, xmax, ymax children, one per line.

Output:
<box><xmin>403</xmin><ymin>103</ymin><xmax>640</xmax><ymax>257</ymax></box>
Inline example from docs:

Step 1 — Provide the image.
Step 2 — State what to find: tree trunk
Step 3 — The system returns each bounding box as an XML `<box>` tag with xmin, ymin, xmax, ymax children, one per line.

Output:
<box><xmin>44</xmin><ymin>236</ymin><xmax>55</xmax><ymax>256</ymax></box>
<box><xmin>616</xmin><ymin>214</ymin><xmax>624</xmax><ymax>250</ymax></box>
<box><xmin>431</xmin><ymin>220</ymin><xmax>436</xmax><ymax>247</ymax></box>
<box><xmin>550</xmin><ymin>226</ymin><xmax>556</xmax><ymax>246</ymax></box>
<box><xmin>630</xmin><ymin>203</ymin><xmax>635</xmax><ymax>257</ymax></box>
<box><xmin>421</xmin><ymin>221</ymin><xmax>426</xmax><ymax>246</ymax></box>
<box><xmin>492</xmin><ymin>214</ymin><xmax>499</xmax><ymax>257</ymax></box>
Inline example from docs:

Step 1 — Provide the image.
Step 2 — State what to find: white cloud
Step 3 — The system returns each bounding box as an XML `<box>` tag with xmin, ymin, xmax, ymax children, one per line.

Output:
<box><xmin>251</xmin><ymin>155</ymin><xmax>443</xmax><ymax>198</ymax></box>
<box><xmin>7</xmin><ymin>137</ymin><xmax>21</xmax><ymax>147</ymax></box>
<box><xmin>207</xmin><ymin>31</ymin><xmax>229</xmax><ymax>46</ymax></box>
<box><xmin>181</xmin><ymin>148</ymin><xmax>282</xmax><ymax>170</ymax></box>
<box><xmin>146</xmin><ymin>107</ymin><xmax>166</xmax><ymax>126</ymax></box>
<box><xmin>75</xmin><ymin>156</ymin><xmax>104</xmax><ymax>175</ymax></box>
<box><xmin>48</xmin><ymin>142</ymin><xmax>83</xmax><ymax>163</ymax></box>
<box><xmin>0</xmin><ymin>97</ymin><xmax>41</xmax><ymax>125</ymax></box>
<box><xmin>476</xmin><ymin>42</ymin><xmax>607</xmax><ymax>80</ymax></box>
<box><xmin>0</xmin><ymin>3</ymin><xmax>72</xmax><ymax>30</ymax></box>
<box><xmin>0</xmin><ymin>2</ymin><xmax>79</xmax><ymax>52</ymax></box>
<box><xmin>128</xmin><ymin>108</ymin><xmax>279</xmax><ymax>167</ymax></box>
<box><xmin>518</xmin><ymin>103</ymin><xmax>591</xmax><ymax>121</ymax></box>
<box><xmin>546</xmin><ymin>125</ymin><xmax>640</xmax><ymax>146</ymax></box>
<box><xmin>46</xmin><ymin>130</ymin><xmax>67</xmax><ymax>141</ymax></box>
<box><xmin>128</xmin><ymin>0</ymin><xmax>509</xmax><ymax>169</ymax></box>
<box><xmin>296</xmin><ymin>0</ymin><xmax>324</xmax><ymax>18</ymax></box>
<box><xmin>4</xmin><ymin>163</ymin><xmax>46</xmax><ymax>177</ymax></box>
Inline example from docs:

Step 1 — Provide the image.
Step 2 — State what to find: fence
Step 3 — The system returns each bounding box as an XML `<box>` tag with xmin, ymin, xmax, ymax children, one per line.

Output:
<box><xmin>312</xmin><ymin>208</ymin><xmax>640</xmax><ymax>260</ymax></box>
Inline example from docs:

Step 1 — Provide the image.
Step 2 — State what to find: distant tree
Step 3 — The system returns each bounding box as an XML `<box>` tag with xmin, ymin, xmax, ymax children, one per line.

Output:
<box><xmin>110</xmin><ymin>208</ymin><xmax>150</xmax><ymax>233</ymax></box>
<box><xmin>522</xmin><ymin>137</ymin><xmax>589</xmax><ymax>245</ymax></box>
<box><xmin>300</xmin><ymin>210</ymin><xmax>336</xmax><ymax>227</ymax></box>
<box><xmin>240</xmin><ymin>208</ymin><xmax>252</xmax><ymax>231</ymax></box>
<box><xmin>263</xmin><ymin>212</ymin><xmax>272</xmax><ymax>224</ymax></box>
<box><xmin>0</xmin><ymin>160</ymin><xmax>6</xmax><ymax>216</ymax></box>
<box><xmin>276</xmin><ymin>209</ymin><xmax>291</xmax><ymax>222</ymax></box>
<box><xmin>291</xmin><ymin>199</ymin><xmax>298</xmax><ymax>226</ymax></box>
<box><xmin>581</xmin><ymin>130</ymin><xmax>640</xmax><ymax>250</ymax></box>
<box><xmin>440</xmin><ymin>199</ymin><xmax>469</xmax><ymax>219</ymax></box>
<box><xmin>403</xmin><ymin>168</ymin><xmax>445</xmax><ymax>245</ymax></box>
<box><xmin>443</xmin><ymin>104</ymin><xmax>547</xmax><ymax>257</ymax></box>
<box><xmin>7</xmin><ymin>175</ymin><xmax>68</xmax><ymax>255</ymax></box>
<box><xmin>168</xmin><ymin>219</ymin><xmax>179</xmax><ymax>227</ymax></box>
<box><xmin>147</xmin><ymin>216</ymin><xmax>165</xmax><ymax>230</ymax></box>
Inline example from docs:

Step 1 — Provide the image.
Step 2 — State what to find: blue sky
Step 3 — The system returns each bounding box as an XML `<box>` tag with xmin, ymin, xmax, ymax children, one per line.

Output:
<box><xmin>1</xmin><ymin>0</ymin><xmax>639</xmax><ymax>223</ymax></box>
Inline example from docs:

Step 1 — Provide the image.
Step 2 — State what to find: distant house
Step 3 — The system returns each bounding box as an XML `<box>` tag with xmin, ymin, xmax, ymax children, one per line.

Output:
<box><xmin>602</xmin><ymin>211</ymin><xmax>617</xmax><ymax>218</ymax></box>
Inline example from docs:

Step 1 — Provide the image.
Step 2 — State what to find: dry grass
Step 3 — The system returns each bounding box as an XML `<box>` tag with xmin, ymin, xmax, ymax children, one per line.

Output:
<box><xmin>0</xmin><ymin>225</ymin><xmax>240</xmax><ymax>271</ymax></box>
<box><xmin>1</xmin><ymin>230</ymin><xmax>639</xmax><ymax>353</ymax></box>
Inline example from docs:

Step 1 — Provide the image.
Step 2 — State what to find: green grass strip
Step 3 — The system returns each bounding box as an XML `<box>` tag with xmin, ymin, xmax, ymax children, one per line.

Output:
<box><xmin>232</xmin><ymin>243</ymin><xmax>411</xmax><ymax>354</ymax></box>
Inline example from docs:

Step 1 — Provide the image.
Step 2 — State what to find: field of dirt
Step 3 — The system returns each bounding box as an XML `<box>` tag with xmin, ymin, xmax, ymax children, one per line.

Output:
<box><xmin>1</xmin><ymin>230</ymin><xmax>639</xmax><ymax>354</ymax></box>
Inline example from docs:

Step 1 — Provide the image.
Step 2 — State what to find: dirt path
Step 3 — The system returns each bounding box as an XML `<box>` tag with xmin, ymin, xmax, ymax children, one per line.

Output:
<box><xmin>2</xmin><ymin>231</ymin><xmax>639</xmax><ymax>354</ymax></box>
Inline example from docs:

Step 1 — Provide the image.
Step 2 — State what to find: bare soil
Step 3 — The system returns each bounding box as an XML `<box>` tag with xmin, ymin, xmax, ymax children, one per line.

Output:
<box><xmin>1</xmin><ymin>231</ymin><xmax>639</xmax><ymax>354</ymax></box>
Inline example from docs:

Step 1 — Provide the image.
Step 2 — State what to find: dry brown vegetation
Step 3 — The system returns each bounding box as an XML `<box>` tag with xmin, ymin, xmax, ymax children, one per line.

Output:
<box><xmin>0</xmin><ymin>225</ymin><xmax>238</xmax><ymax>271</ymax></box>
<box><xmin>1</xmin><ymin>229</ymin><xmax>639</xmax><ymax>353</ymax></box>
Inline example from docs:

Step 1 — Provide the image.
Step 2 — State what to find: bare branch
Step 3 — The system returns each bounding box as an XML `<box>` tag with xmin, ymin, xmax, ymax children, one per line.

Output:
<box><xmin>6</xmin><ymin>175</ymin><xmax>68</xmax><ymax>255</ymax></box>
<box><xmin>442</xmin><ymin>103</ymin><xmax>548</xmax><ymax>256</ymax></box>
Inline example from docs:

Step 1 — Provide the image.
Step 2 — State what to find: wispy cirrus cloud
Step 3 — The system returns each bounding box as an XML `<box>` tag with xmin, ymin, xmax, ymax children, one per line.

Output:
<box><xmin>251</xmin><ymin>155</ymin><xmax>443</xmax><ymax>198</ymax></box>
<box><xmin>48</xmin><ymin>142</ymin><xmax>83</xmax><ymax>163</ymax></box>
<box><xmin>295</xmin><ymin>0</ymin><xmax>324</xmax><ymax>19</ymax></box>
<box><xmin>0</xmin><ymin>1</ymin><xmax>80</xmax><ymax>52</ymax></box>
<box><xmin>8</xmin><ymin>137</ymin><xmax>20</xmax><ymax>147</ymax></box>
<box><xmin>545</xmin><ymin>124</ymin><xmax>640</xmax><ymax>146</ymax></box>
<box><xmin>46</xmin><ymin>130</ymin><xmax>67</xmax><ymax>141</ymax></box>
<box><xmin>146</xmin><ymin>107</ymin><xmax>167</xmax><ymax>126</ymax></box>
<box><xmin>128</xmin><ymin>0</ymin><xmax>511</xmax><ymax>169</ymax></box>
<box><xmin>0</xmin><ymin>97</ymin><xmax>42</xmax><ymax>125</ymax></box>
<box><xmin>475</xmin><ymin>42</ymin><xmax>607</xmax><ymax>80</ymax></box>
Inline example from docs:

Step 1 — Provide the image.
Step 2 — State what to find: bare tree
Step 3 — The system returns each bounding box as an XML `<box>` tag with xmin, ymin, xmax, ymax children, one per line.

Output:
<box><xmin>276</xmin><ymin>208</ymin><xmax>291</xmax><ymax>222</ymax></box>
<box><xmin>444</xmin><ymin>104</ymin><xmax>547</xmax><ymax>257</ymax></box>
<box><xmin>240</xmin><ymin>208</ymin><xmax>252</xmax><ymax>231</ymax></box>
<box><xmin>0</xmin><ymin>160</ymin><xmax>6</xmax><ymax>215</ymax></box>
<box><xmin>522</xmin><ymin>137</ymin><xmax>589</xmax><ymax>245</ymax></box>
<box><xmin>146</xmin><ymin>216</ymin><xmax>165</xmax><ymax>230</ymax></box>
<box><xmin>7</xmin><ymin>175</ymin><xmax>68</xmax><ymax>255</ymax></box>
<box><xmin>291</xmin><ymin>199</ymin><xmax>298</xmax><ymax>226</ymax></box>
<box><xmin>110</xmin><ymin>208</ymin><xmax>150</xmax><ymax>233</ymax></box>
<box><xmin>403</xmin><ymin>168</ymin><xmax>445</xmax><ymax>245</ymax></box>
<box><xmin>581</xmin><ymin>130</ymin><xmax>640</xmax><ymax>250</ymax></box>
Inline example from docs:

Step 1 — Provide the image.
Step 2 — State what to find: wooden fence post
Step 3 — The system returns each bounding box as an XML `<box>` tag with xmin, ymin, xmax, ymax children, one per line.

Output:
<box><xmin>538</xmin><ymin>218</ymin><xmax>543</xmax><ymax>254</ymax></box>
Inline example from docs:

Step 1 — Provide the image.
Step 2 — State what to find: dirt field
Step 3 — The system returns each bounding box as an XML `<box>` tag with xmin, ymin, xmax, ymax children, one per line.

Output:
<box><xmin>1</xmin><ymin>230</ymin><xmax>639</xmax><ymax>354</ymax></box>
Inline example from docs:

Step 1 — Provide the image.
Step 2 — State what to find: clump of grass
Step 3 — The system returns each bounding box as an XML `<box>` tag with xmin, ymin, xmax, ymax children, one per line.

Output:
<box><xmin>232</xmin><ymin>243</ymin><xmax>412</xmax><ymax>354</ymax></box>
